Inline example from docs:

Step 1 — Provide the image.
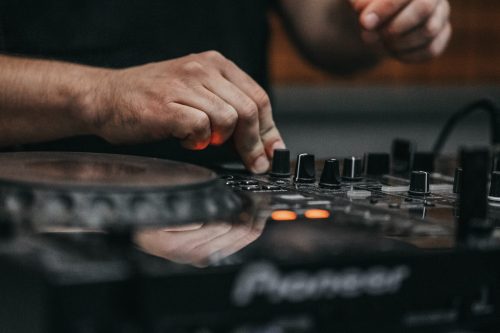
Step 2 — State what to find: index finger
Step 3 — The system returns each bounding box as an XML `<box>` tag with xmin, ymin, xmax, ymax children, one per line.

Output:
<box><xmin>354</xmin><ymin>0</ymin><xmax>412</xmax><ymax>31</ymax></box>
<box><xmin>220</xmin><ymin>60</ymin><xmax>286</xmax><ymax>158</ymax></box>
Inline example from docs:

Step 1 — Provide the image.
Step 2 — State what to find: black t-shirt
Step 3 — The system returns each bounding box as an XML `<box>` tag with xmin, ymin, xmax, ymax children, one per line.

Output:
<box><xmin>0</xmin><ymin>0</ymin><xmax>271</xmax><ymax>165</ymax></box>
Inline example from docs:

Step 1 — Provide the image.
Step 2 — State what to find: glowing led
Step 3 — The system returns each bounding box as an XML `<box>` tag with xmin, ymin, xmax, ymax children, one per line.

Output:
<box><xmin>304</xmin><ymin>209</ymin><xmax>330</xmax><ymax>219</ymax></box>
<box><xmin>271</xmin><ymin>210</ymin><xmax>297</xmax><ymax>221</ymax></box>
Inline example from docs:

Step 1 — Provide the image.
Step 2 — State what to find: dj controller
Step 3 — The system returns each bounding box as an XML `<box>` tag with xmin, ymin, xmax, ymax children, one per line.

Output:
<box><xmin>1</xmin><ymin>138</ymin><xmax>500</xmax><ymax>333</ymax></box>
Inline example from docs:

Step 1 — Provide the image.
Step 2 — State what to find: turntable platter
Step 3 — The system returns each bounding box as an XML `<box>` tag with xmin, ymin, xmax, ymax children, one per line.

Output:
<box><xmin>0</xmin><ymin>152</ymin><xmax>242</xmax><ymax>229</ymax></box>
<box><xmin>0</xmin><ymin>152</ymin><xmax>216</xmax><ymax>189</ymax></box>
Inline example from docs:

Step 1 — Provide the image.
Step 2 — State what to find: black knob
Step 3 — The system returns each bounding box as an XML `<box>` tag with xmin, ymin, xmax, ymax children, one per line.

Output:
<box><xmin>458</xmin><ymin>148</ymin><xmax>490</xmax><ymax>242</ymax></box>
<box><xmin>364</xmin><ymin>153</ymin><xmax>390</xmax><ymax>176</ymax></box>
<box><xmin>409</xmin><ymin>171</ymin><xmax>430</xmax><ymax>196</ymax></box>
<box><xmin>453</xmin><ymin>168</ymin><xmax>462</xmax><ymax>194</ymax></box>
<box><xmin>270</xmin><ymin>149</ymin><xmax>291</xmax><ymax>177</ymax></box>
<box><xmin>294</xmin><ymin>153</ymin><xmax>316</xmax><ymax>183</ymax></box>
<box><xmin>489</xmin><ymin>171</ymin><xmax>500</xmax><ymax>200</ymax></box>
<box><xmin>391</xmin><ymin>138</ymin><xmax>416</xmax><ymax>174</ymax></box>
<box><xmin>320</xmin><ymin>159</ymin><xmax>342</xmax><ymax>188</ymax></box>
<box><xmin>412</xmin><ymin>152</ymin><xmax>435</xmax><ymax>173</ymax></box>
<box><xmin>342</xmin><ymin>157</ymin><xmax>362</xmax><ymax>181</ymax></box>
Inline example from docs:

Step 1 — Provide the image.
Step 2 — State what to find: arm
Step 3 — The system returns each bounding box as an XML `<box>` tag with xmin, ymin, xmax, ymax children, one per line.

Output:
<box><xmin>275</xmin><ymin>0</ymin><xmax>381</xmax><ymax>75</ymax></box>
<box><xmin>276</xmin><ymin>0</ymin><xmax>451</xmax><ymax>74</ymax></box>
<box><xmin>0</xmin><ymin>52</ymin><xmax>285</xmax><ymax>173</ymax></box>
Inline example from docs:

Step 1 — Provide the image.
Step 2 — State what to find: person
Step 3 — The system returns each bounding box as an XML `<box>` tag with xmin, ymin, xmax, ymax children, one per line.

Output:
<box><xmin>0</xmin><ymin>0</ymin><xmax>451</xmax><ymax>173</ymax></box>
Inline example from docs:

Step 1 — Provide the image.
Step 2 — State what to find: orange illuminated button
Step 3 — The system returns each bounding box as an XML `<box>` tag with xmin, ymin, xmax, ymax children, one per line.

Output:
<box><xmin>271</xmin><ymin>210</ymin><xmax>298</xmax><ymax>221</ymax></box>
<box><xmin>304</xmin><ymin>209</ymin><xmax>331</xmax><ymax>219</ymax></box>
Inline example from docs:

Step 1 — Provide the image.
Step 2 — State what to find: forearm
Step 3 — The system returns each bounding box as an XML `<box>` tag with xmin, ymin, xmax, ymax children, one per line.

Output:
<box><xmin>0</xmin><ymin>55</ymin><xmax>107</xmax><ymax>146</ymax></box>
<box><xmin>277</xmin><ymin>0</ymin><xmax>382</xmax><ymax>75</ymax></box>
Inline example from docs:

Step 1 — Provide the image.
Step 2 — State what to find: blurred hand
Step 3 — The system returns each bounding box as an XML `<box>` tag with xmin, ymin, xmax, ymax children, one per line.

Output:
<box><xmin>134</xmin><ymin>215</ymin><xmax>266</xmax><ymax>268</ymax></box>
<box><xmin>350</xmin><ymin>0</ymin><xmax>451</xmax><ymax>62</ymax></box>
<box><xmin>86</xmin><ymin>51</ymin><xmax>285</xmax><ymax>173</ymax></box>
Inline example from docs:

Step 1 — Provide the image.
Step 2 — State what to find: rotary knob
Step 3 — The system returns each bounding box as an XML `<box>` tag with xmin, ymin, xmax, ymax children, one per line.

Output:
<box><xmin>409</xmin><ymin>171</ymin><xmax>431</xmax><ymax>196</ymax></box>
<box><xmin>453</xmin><ymin>168</ymin><xmax>462</xmax><ymax>194</ymax></box>
<box><xmin>320</xmin><ymin>159</ymin><xmax>341</xmax><ymax>188</ymax></box>
<box><xmin>294</xmin><ymin>153</ymin><xmax>316</xmax><ymax>183</ymax></box>
<box><xmin>364</xmin><ymin>153</ymin><xmax>390</xmax><ymax>176</ymax></box>
<box><xmin>342</xmin><ymin>157</ymin><xmax>363</xmax><ymax>181</ymax></box>
<box><xmin>488</xmin><ymin>171</ymin><xmax>500</xmax><ymax>201</ymax></box>
<box><xmin>270</xmin><ymin>149</ymin><xmax>291</xmax><ymax>178</ymax></box>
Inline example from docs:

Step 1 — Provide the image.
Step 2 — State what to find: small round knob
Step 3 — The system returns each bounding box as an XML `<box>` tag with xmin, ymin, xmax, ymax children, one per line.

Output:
<box><xmin>294</xmin><ymin>153</ymin><xmax>315</xmax><ymax>183</ymax></box>
<box><xmin>409</xmin><ymin>171</ymin><xmax>431</xmax><ymax>196</ymax></box>
<box><xmin>342</xmin><ymin>157</ymin><xmax>362</xmax><ymax>181</ymax></box>
<box><xmin>270</xmin><ymin>149</ymin><xmax>291</xmax><ymax>177</ymax></box>
<box><xmin>453</xmin><ymin>168</ymin><xmax>462</xmax><ymax>194</ymax></box>
<box><xmin>364</xmin><ymin>153</ymin><xmax>390</xmax><ymax>176</ymax></box>
<box><xmin>320</xmin><ymin>159</ymin><xmax>341</xmax><ymax>188</ymax></box>
<box><xmin>488</xmin><ymin>171</ymin><xmax>500</xmax><ymax>201</ymax></box>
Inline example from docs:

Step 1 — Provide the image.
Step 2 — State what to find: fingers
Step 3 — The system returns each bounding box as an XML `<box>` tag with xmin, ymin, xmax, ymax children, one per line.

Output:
<box><xmin>167</xmin><ymin>103</ymin><xmax>212</xmax><ymax>150</ymax></box>
<box><xmin>354</xmin><ymin>0</ymin><xmax>413</xmax><ymax>30</ymax></box>
<box><xmin>385</xmin><ymin>0</ymin><xmax>444</xmax><ymax>36</ymax></box>
<box><xmin>395</xmin><ymin>22</ymin><xmax>451</xmax><ymax>62</ymax></box>
<box><xmin>351</xmin><ymin>0</ymin><xmax>451</xmax><ymax>63</ymax></box>
<box><xmin>220</xmin><ymin>60</ymin><xmax>286</xmax><ymax>159</ymax></box>
<box><xmin>384</xmin><ymin>0</ymin><xmax>449</xmax><ymax>51</ymax></box>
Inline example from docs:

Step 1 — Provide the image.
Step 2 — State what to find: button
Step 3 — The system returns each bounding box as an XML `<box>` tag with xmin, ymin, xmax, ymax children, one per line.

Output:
<box><xmin>240</xmin><ymin>185</ymin><xmax>260</xmax><ymax>191</ymax></box>
<box><xmin>364</xmin><ymin>153</ymin><xmax>390</xmax><ymax>176</ymax></box>
<box><xmin>271</xmin><ymin>210</ymin><xmax>298</xmax><ymax>221</ymax></box>
<box><xmin>347</xmin><ymin>190</ymin><xmax>371</xmax><ymax>199</ymax></box>
<box><xmin>408</xmin><ymin>171</ymin><xmax>431</xmax><ymax>196</ymax></box>
<box><xmin>262</xmin><ymin>185</ymin><xmax>280</xmax><ymax>190</ymax></box>
<box><xmin>240</xmin><ymin>180</ymin><xmax>259</xmax><ymax>185</ymax></box>
<box><xmin>304</xmin><ymin>209</ymin><xmax>330</xmax><ymax>219</ymax></box>
<box><xmin>226</xmin><ymin>181</ymin><xmax>237</xmax><ymax>186</ymax></box>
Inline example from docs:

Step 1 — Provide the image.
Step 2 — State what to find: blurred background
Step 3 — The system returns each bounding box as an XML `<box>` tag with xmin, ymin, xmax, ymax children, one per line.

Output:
<box><xmin>269</xmin><ymin>0</ymin><xmax>500</xmax><ymax>158</ymax></box>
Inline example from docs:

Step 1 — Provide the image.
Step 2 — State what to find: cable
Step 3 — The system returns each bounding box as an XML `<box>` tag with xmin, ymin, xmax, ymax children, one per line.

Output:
<box><xmin>432</xmin><ymin>98</ymin><xmax>500</xmax><ymax>156</ymax></box>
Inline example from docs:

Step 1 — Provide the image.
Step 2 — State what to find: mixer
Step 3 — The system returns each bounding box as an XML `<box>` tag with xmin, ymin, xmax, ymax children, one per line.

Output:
<box><xmin>0</xmin><ymin>136</ymin><xmax>500</xmax><ymax>333</ymax></box>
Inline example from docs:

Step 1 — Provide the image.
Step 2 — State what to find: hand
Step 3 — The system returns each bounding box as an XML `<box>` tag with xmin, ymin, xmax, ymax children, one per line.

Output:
<box><xmin>85</xmin><ymin>51</ymin><xmax>285</xmax><ymax>173</ymax></box>
<box><xmin>134</xmin><ymin>216</ymin><xmax>266</xmax><ymax>268</ymax></box>
<box><xmin>351</xmin><ymin>0</ymin><xmax>451</xmax><ymax>62</ymax></box>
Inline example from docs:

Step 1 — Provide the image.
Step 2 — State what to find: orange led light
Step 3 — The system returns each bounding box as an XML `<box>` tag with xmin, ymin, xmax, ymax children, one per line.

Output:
<box><xmin>304</xmin><ymin>209</ymin><xmax>330</xmax><ymax>219</ymax></box>
<box><xmin>271</xmin><ymin>210</ymin><xmax>298</xmax><ymax>221</ymax></box>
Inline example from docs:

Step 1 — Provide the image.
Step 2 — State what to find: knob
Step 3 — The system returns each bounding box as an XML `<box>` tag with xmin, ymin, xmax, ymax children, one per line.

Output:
<box><xmin>458</xmin><ymin>148</ymin><xmax>490</xmax><ymax>242</ymax></box>
<box><xmin>294</xmin><ymin>153</ymin><xmax>315</xmax><ymax>183</ymax></box>
<box><xmin>270</xmin><ymin>149</ymin><xmax>291</xmax><ymax>177</ymax></box>
<box><xmin>342</xmin><ymin>157</ymin><xmax>362</xmax><ymax>181</ymax></box>
<box><xmin>391</xmin><ymin>138</ymin><xmax>416</xmax><ymax>174</ymax></box>
<box><xmin>412</xmin><ymin>152</ymin><xmax>435</xmax><ymax>173</ymax></box>
<box><xmin>364</xmin><ymin>153</ymin><xmax>390</xmax><ymax>176</ymax></box>
<box><xmin>489</xmin><ymin>171</ymin><xmax>500</xmax><ymax>201</ymax></box>
<box><xmin>320</xmin><ymin>159</ymin><xmax>341</xmax><ymax>188</ymax></box>
<box><xmin>408</xmin><ymin>171</ymin><xmax>430</xmax><ymax>196</ymax></box>
<box><xmin>453</xmin><ymin>168</ymin><xmax>462</xmax><ymax>194</ymax></box>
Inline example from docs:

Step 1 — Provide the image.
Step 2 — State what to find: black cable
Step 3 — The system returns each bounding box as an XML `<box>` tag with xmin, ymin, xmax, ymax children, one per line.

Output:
<box><xmin>432</xmin><ymin>98</ymin><xmax>500</xmax><ymax>156</ymax></box>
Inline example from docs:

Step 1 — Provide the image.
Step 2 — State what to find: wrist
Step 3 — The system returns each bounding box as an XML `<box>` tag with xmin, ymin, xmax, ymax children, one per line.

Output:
<box><xmin>73</xmin><ymin>66</ymin><xmax>117</xmax><ymax>138</ymax></box>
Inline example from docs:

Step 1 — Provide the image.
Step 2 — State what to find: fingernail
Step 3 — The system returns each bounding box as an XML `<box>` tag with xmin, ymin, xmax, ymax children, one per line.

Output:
<box><xmin>362</xmin><ymin>13</ymin><xmax>380</xmax><ymax>31</ymax></box>
<box><xmin>252</xmin><ymin>155</ymin><xmax>270</xmax><ymax>174</ymax></box>
<box><xmin>272</xmin><ymin>141</ymin><xmax>286</xmax><ymax>152</ymax></box>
